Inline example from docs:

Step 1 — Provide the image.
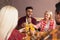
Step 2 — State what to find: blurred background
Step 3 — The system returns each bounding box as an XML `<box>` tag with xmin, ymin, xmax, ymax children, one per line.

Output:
<box><xmin>0</xmin><ymin>0</ymin><xmax>59</xmax><ymax>18</ymax></box>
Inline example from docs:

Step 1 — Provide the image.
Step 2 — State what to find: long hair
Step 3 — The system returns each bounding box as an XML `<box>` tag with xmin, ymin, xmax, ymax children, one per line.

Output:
<box><xmin>44</xmin><ymin>10</ymin><xmax>53</xmax><ymax>20</ymax></box>
<box><xmin>0</xmin><ymin>5</ymin><xmax>18</xmax><ymax>40</ymax></box>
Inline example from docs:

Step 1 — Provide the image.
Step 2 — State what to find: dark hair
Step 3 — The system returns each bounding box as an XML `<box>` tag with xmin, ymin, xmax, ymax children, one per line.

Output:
<box><xmin>26</xmin><ymin>6</ymin><xmax>33</xmax><ymax>11</ymax></box>
<box><xmin>55</xmin><ymin>2</ymin><xmax>60</xmax><ymax>12</ymax></box>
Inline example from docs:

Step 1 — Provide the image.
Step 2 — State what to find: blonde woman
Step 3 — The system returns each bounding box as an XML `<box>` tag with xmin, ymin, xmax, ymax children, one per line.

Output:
<box><xmin>35</xmin><ymin>11</ymin><xmax>56</xmax><ymax>31</ymax></box>
<box><xmin>0</xmin><ymin>5</ymin><xmax>18</xmax><ymax>40</ymax></box>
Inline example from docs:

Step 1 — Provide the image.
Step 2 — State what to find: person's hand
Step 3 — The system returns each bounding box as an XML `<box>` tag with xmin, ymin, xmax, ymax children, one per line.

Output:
<box><xmin>19</xmin><ymin>28</ymin><xmax>26</xmax><ymax>33</ymax></box>
<box><xmin>21</xmin><ymin>23</ymin><xmax>26</xmax><ymax>28</ymax></box>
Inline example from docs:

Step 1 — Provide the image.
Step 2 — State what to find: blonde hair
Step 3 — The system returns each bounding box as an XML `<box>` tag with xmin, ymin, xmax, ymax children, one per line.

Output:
<box><xmin>0</xmin><ymin>5</ymin><xmax>18</xmax><ymax>40</ymax></box>
<box><xmin>45</xmin><ymin>10</ymin><xmax>53</xmax><ymax>20</ymax></box>
<box><xmin>48</xmin><ymin>11</ymin><xmax>53</xmax><ymax>20</ymax></box>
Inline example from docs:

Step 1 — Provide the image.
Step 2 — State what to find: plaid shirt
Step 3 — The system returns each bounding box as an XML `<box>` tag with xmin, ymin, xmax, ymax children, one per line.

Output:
<box><xmin>35</xmin><ymin>19</ymin><xmax>56</xmax><ymax>31</ymax></box>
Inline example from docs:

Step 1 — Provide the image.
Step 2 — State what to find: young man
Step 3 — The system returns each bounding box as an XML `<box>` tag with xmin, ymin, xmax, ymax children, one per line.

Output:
<box><xmin>16</xmin><ymin>6</ymin><xmax>37</xmax><ymax>30</ymax></box>
<box><xmin>55</xmin><ymin>2</ymin><xmax>60</xmax><ymax>39</ymax></box>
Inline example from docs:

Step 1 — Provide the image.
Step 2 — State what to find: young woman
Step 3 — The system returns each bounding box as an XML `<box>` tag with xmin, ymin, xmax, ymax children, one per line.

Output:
<box><xmin>35</xmin><ymin>11</ymin><xmax>56</xmax><ymax>32</ymax></box>
<box><xmin>0</xmin><ymin>5</ymin><xmax>25</xmax><ymax>40</ymax></box>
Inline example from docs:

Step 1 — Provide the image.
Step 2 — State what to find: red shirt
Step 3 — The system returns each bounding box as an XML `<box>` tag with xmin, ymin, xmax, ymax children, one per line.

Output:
<box><xmin>8</xmin><ymin>29</ymin><xmax>26</xmax><ymax>40</ymax></box>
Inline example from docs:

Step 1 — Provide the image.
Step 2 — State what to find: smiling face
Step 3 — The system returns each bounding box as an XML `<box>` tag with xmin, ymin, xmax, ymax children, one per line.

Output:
<box><xmin>55</xmin><ymin>11</ymin><xmax>60</xmax><ymax>25</ymax></box>
<box><xmin>26</xmin><ymin>9</ymin><xmax>33</xmax><ymax>18</ymax></box>
<box><xmin>55</xmin><ymin>2</ymin><xmax>60</xmax><ymax>25</ymax></box>
<box><xmin>44</xmin><ymin>11</ymin><xmax>50</xmax><ymax>20</ymax></box>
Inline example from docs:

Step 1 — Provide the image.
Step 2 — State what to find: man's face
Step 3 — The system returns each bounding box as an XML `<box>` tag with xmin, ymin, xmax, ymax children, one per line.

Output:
<box><xmin>55</xmin><ymin>11</ymin><xmax>60</xmax><ymax>25</ymax></box>
<box><xmin>26</xmin><ymin>9</ymin><xmax>33</xmax><ymax>17</ymax></box>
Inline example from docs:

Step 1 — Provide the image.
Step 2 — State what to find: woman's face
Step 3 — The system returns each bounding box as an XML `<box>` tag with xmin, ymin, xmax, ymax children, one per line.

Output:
<box><xmin>44</xmin><ymin>12</ymin><xmax>50</xmax><ymax>20</ymax></box>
